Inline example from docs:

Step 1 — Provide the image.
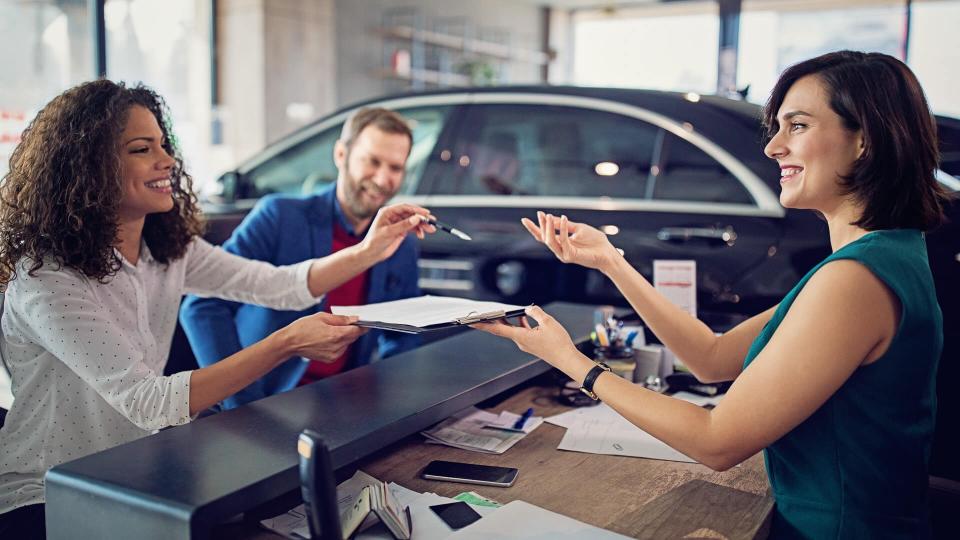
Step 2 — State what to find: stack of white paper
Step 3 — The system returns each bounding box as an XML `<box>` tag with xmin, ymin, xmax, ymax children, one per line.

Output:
<box><xmin>546</xmin><ymin>404</ymin><xmax>696</xmax><ymax>463</ymax></box>
<box><xmin>421</xmin><ymin>407</ymin><xmax>543</xmax><ymax>454</ymax></box>
<box><xmin>448</xmin><ymin>500</ymin><xmax>632</xmax><ymax>539</ymax></box>
<box><xmin>331</xmin><ymin>295</ymin><xmax>526</xmax><ymax>328</ymax></box>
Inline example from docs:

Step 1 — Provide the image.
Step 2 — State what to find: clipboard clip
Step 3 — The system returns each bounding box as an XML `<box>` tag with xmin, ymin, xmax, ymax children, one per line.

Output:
<box><xmin>454</xmin><ymin>310</ymin><xmax>505</xmax><ymax>325</ymax></box>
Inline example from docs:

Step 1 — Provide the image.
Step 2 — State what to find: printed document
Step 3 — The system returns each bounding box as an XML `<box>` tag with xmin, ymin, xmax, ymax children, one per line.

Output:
<box><xmin>448</xmin><ymin>500</ymin><xmax>632</xmax><ymax>539</ymax></box>
<box><xmin>653</xmin><ymin>260</ymin><xmax>697</xmax><ymax>317</ymax></box>
<box><xmin>547</xmin><ymin>403</ymin><xmax>696</xmax><ymax>463</ymax></box>
<box><xmin>331</xmin><ymin>295</ymin><xmax>526</xmax><ymax>330</ymax></box>
<box><xmin>421</xmin><ymin>407</ymin><xmax>542</xmax><ymax>454</ymax></box>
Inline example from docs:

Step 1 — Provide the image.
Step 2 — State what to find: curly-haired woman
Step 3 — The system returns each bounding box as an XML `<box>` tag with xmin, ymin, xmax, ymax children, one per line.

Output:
<box><xmin>0</xmin><ymin>80</ymin><xmax>433</xmax><ymax>538</ymax></box>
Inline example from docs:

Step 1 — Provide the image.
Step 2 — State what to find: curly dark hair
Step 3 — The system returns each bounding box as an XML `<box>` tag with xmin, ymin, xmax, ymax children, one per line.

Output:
<box><xmin>0</xmin><ymin>79</ymin><xmax>204</xmax><ymax>286</ymax></box>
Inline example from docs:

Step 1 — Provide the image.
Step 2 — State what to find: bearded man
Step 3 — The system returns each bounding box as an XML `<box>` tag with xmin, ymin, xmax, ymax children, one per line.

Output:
<box><xmin>180</xmin><ymin>108</ymin><xmax>421</xmax><ymax>409</ymax></box>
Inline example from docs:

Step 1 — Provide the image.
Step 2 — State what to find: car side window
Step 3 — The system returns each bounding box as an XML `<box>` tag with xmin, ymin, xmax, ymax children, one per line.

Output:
<box><xmin>435</xmin><ymin>104</ymin><xmax>658</xmax><ymax>198</ymax></box>
<box><xmin>243</xmin><ymin>105</ymin><xmax>452</xmax><ymax>198</ymax></box>
<box><xmin>245</xmin><ymin>128</ymin><xmax>339</xmax><ymax>198</ymax></box>
<box><xmin>652</xmin><ymin>133</ymin><xmax>753</xmax><ymax>204</ymax></box>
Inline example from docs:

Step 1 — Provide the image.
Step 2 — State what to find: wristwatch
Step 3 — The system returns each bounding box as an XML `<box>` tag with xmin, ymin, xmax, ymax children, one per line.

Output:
<box><xmin>579</xmin><ymin>361</ymin><xmax>612</xmax><ymax>401</ymax></box>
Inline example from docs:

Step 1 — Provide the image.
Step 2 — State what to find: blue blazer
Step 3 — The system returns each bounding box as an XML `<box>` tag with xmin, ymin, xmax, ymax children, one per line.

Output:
<box><xmin>179</xmin><ymin>185</ymin><xmax>420</xmax><ymax>409</ymax></box>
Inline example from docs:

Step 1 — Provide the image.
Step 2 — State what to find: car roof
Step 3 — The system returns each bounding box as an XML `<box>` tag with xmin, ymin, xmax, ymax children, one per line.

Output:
<box><xmin>238</xmin><ymin>84</ymin><xmax>774</xmax><ymax>180</ymax></box>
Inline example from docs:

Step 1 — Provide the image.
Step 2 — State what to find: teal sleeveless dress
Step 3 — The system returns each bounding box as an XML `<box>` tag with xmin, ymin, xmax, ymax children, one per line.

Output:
<box><xmin>743</xmin><ymin>229</ymin><xmax>942</xmax><ymax>539</ymax></box>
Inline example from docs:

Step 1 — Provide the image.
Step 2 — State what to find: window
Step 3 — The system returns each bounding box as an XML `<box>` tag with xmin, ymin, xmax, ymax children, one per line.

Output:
<box><xmin>737</xmin><ymin>0</ymin><xmax>906</xmax><ymax>106</ymax></box>
<box><xmin>435</xmin><ymin>104</ymin><xmax>659</xmax><ymax>198</ymax></box>
<box><xmin>652</xmin><ymin>134</ymin><xmax>753</xmax><ymax>204</ymax></box>
<box><xmin>244</xmin><ymin>105</ymin><xmax>452</xmax><ymax>198</ymax></box>
<box><xmin>104</xmin><ymin>0</ymin><xmax>214</xmax><ymax>184</ymax></box>
<box><xmin>572</xmin><ymin>1</ymin><xmax>719</xmax><ymax>94</ymax></box>
<box><xmin>0</xmin><ymin>0</ymin><xmax>92</xmax><ymax>179</ymax></box>
<box><xmin>247</xmin><ymin>127</ymin><xmax>340</xmax><ymax>197</ymax></box>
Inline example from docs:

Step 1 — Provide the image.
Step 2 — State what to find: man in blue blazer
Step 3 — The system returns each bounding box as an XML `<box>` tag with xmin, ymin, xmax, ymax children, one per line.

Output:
<box><xmin>180</xmin><ymin>108</ymin><xmax>422</xmax><ymax>409</ymax></box>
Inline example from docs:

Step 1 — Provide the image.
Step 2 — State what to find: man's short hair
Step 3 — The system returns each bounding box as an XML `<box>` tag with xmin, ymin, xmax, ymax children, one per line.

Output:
<box><xmin>340</xmin><ymin>107</ymin><xmax>413</xmax><ymax>155</ymax></box>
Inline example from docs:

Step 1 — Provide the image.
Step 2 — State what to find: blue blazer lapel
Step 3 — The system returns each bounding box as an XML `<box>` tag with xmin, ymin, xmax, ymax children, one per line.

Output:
<box><xmin>309</xmin><ymin>187</ymin><xmax>336</xmax><ymax>310</ymax></box>
<box><xmin>368</xmin><ymin>259</ymin><xmax>387</xmax><ymax>303</ymax></box>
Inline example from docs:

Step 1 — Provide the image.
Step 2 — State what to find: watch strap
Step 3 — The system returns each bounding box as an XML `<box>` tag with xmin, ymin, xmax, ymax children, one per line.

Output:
<box><xmin>580</xmin><ymin>362</ymin><xmax>612</xmax><ymax>400</ymax></box>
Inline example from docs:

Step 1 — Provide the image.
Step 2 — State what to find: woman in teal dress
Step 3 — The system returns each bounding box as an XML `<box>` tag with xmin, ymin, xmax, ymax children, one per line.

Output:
<box><xmin>476</xmin><ymin>50</ymin><xmax>949</xmax><ymax>539</ymax></box>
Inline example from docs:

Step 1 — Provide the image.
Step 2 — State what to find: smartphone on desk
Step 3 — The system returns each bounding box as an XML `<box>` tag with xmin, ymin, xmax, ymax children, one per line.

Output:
<box><xmin>421</xmin><ymin>460</ymin><xmax>518</xmax><ymax>487</ymax></box>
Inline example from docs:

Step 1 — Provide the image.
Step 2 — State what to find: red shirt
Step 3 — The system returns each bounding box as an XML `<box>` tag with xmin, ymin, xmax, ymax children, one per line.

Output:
<box><xmin>299</xmin><ymin>222</ymin><xmax>368</xmax><ymax>385</ymax></box>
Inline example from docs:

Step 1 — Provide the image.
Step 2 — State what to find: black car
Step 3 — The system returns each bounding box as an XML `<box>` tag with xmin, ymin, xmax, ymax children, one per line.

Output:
<box><xmin>178</xmin><ymin>86</ymin><xmax>958</xmax><ymax>483</ymax></box>
<box><xmin>200</xmin><ymin>86</ymin><xmax>958</xmax><ymax>325</ymax></box>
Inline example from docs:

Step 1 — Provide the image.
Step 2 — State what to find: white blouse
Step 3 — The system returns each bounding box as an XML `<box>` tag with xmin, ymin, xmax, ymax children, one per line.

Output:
<box><xmin>0</xmin><ymin>238</ymin><xmax>318</xmax><ymax>514</ymax></box>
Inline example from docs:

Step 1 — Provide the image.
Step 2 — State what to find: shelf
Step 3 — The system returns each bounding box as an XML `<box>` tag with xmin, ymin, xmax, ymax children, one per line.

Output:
<box><xmin>374</xmin><ymin>25</ymin><xmax>550</xmax><ymax>66</ymax></box>
<box><xmin>374</xmin><ymin>67</ymin><xmax>472</xmax><ymax>87</ymax></box>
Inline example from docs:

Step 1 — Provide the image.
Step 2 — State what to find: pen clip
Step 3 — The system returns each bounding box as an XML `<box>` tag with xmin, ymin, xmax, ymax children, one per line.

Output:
<box><xmin>455</xmin><ymin>310</ymin><xmax>505</xmax><ymax>324</ymax></box>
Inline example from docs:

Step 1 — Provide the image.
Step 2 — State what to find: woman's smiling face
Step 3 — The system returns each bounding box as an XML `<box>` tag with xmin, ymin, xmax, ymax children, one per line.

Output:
<box><xmin>764</xmin><ymin>74</ymin><xmax>864</xmax><ymax>214</ymax></box>
<box><xmin>118</xmin><ymin>105</ymin><xmax>176</xmax><ymax>222</ymax></box>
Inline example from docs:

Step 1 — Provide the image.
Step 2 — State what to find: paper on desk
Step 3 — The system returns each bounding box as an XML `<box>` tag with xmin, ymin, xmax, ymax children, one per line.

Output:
<box><xmin>331</xmin><ymin>295</ymin><xmax>526</xmax><ymax>328</ymax></box>
<box><xmin>447</xmin><ymin>500</ymin><xmax>631</xmax><ymax>540</ymax></box>
<box><xmin>261</xmin><ymin>471</ymin><xmax>497</xmax><ymax>540</ymax></box>
<box><xmin>480</xmin><ymin>410</ymin><xmax>543</xmax><ymax>434</ymax></box>
<box><xmin>421</xmin><ymin>407</ymin><xmax>542</xmax><ymax>454</ymax></box>
<box><xmin>670</xmin><ymin>390</ymin><xmax>724</xmax><ymax>408</ymax></box>
<box><xmin>546</xmin><ymin>404</ymin><xmax>696</xmax><ymax>463</ymax></box>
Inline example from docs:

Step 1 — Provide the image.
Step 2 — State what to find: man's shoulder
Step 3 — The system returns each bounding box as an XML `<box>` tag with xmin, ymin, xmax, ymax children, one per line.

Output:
<box><xmin>242</xmin><ymin>193</ymin><xmax>331</xmax><ymax>230</ymax></box>
<box><xmin>255</xmin><ymin>192</ymin><xmax>328</xmax><ymax>213</ymax></box>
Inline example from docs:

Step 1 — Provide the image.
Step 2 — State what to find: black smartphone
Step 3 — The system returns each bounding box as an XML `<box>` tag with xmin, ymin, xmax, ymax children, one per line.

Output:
<box><xmin>421</xmin><ymin>460</ymin><xmax>519</xmax><ymax>487</ymax></box>
<box><xmin>429</xmin><ymin>501</ymin><xmax>483</xmax><ymax>530</ymax></box>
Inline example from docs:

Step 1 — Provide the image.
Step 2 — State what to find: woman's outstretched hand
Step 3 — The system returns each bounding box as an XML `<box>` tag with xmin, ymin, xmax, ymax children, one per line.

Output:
<box><xmin>284</xmin><ymin>312</ymin><xmax>367</xmax><ymax>362</ymax></box>
<box><xmin>521</xmin><ymin>211</ymin><xmax>620</xmax><ymax>272</ymax></box>
<box><xmin>473</xmin><ymin>305</ymin><xmax>578</xmax><ymax>367</ymax></box>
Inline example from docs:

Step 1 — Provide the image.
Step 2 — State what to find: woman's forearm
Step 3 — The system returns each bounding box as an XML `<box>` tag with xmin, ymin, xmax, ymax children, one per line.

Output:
<box><xmin>188</xmin><ymin>329</ymin><xmax>295</xmax><ymax>414</ymax></box>
<box><xmin>305</xmin><ymin>244</ymin><xmax>377</xmax><ymax>298</ymax></box>
<box><xmin>552</xmin><ymin>347</ymin><xmax>737</xmax><ymax>469</ymax></box>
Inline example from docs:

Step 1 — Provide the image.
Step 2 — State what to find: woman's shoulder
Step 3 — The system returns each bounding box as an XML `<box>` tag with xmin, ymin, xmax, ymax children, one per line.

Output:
<box><xmin>840</xmin><ymin>229</ymin><xmax>924</xmax><ymax>257</ymax></box>
<box><xmin>6</xmin><ymin>258</ymin><xmax>93</xmax><ymax>294</ymax></box>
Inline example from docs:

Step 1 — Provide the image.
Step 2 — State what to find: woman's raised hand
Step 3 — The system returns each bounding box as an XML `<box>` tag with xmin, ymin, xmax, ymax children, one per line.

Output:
<box><xmin>521</xmin><ymin>211</ymin><xmax>620</xmax><ymax>272</ymax></box>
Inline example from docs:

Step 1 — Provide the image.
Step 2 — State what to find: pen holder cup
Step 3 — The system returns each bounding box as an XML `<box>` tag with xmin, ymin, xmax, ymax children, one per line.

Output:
<box><xmin>593</xmin><ymin>346</ymin><xmax>635</xmax><ymax>381</ymax></box>
<box><xmin>633</xmin><ymin>345</ymin><xmax>664</xmax><ymax>385</ymax></box>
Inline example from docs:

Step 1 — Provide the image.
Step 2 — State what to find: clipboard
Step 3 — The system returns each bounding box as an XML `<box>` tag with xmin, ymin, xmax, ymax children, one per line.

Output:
<box><xmin>354</xmin><ymin>307</ymin><xmax>527</xmax><ymax>334</ymax></box>
<box><xmin>331</xmin><ymin>296</ymin><xmax>529</xmax><ymax>334</ymax></box>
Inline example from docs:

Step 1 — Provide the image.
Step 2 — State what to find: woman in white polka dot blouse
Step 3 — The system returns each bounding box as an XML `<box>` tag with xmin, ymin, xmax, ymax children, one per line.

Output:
<box><xmin>0</xmin><ymin>80</ymin><xmax>436</xmax><ymax>538</ymax></box>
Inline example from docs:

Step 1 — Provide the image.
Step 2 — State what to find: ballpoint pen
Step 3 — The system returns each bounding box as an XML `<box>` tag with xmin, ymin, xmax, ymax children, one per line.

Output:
<box><xmin>513</xmin><ymin>407</ymin><xmax>534</xmax><ymax>430</ymax></box>
<box><xmin>421</xmin><ymin>217</ymin><xmax>472</xmax><ymax>241</ymax></box>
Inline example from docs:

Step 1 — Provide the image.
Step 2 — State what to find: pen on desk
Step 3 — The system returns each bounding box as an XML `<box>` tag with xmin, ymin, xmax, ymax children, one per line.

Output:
<box><xmin>421</xmin><ymin>217</ymin><xmax>472</xmax><ymax>241</ymax></box>
<box><xmin>513</xmin><ymin>407</ymin><xmax>534</xmax><ymax>430</ymax></box>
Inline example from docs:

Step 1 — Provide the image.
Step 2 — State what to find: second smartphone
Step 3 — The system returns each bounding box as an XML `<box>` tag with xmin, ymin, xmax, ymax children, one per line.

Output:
<box><xmin>421</xmin><ymin>460</ymin><xmax>519</xmax><ymax>487</ymax></box>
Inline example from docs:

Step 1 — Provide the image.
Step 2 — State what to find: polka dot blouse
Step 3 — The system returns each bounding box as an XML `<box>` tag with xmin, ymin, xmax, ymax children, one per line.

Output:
<box><xmin>0</xmin><ymin>238</ymin><xmax>317</xmax><ymax>514</ymax></box>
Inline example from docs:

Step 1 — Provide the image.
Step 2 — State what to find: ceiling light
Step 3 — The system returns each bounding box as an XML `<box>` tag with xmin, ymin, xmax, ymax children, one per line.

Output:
<box><xmin>594</xmin><ymin>162</ymin><xmax>619</xmax><ymax>176</ymax></box>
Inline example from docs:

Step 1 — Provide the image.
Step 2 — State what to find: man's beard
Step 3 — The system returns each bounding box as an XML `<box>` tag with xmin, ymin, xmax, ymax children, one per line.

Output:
<box><xmin>343</xmin><ymin>168</ymin><xmax>394</xmax><ymax>221</ymax></box>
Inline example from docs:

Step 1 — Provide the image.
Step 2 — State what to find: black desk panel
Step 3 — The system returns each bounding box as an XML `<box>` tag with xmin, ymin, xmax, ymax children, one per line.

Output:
<box><xmin>45</xmin><ymin>302</ymin><xmax>599</xmax><ymax>539</ymax></box>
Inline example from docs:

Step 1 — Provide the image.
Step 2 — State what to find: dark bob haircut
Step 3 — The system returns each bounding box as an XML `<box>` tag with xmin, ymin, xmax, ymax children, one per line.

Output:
<box><xmin>763</xmin><ymin>50</ymin><xmax>947</xmax><ymax>231</ymax></box>
<box><xmin>0</xmin><ymin>80</ymin><xmax>204</xmax><ymax>286</ymax></box>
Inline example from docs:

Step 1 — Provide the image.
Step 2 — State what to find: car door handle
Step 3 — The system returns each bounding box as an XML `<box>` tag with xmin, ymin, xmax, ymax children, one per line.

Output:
<box><xmin>656</xmin><ymin>226</ymin><xmax>737</xmax><ymax>246</ymax></box>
